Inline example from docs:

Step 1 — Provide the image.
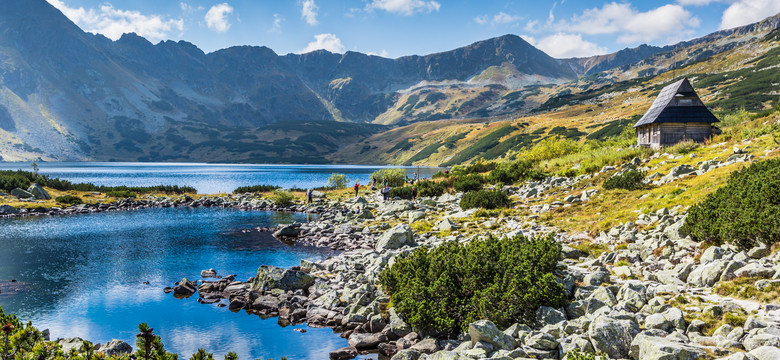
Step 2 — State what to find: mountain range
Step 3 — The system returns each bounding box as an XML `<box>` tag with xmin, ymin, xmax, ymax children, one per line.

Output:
<box><xmin>0</xmin><ymin>0</ymin><xmax>778</xmax><ymax>164</ymax></box>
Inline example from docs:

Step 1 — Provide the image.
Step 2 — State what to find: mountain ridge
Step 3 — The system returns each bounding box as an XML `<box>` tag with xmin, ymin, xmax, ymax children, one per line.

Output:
<box><xmin>0</xmin><ymin>0</ymin><xmax>779</xmax><ymax>164</ymax></box>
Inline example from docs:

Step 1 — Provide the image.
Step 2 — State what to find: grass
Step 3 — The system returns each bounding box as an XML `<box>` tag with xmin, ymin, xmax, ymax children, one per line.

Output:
<box><xmin>714</xmin><ymin>276</ymin><xmax>780</xmax><ymax>303</ymax></box>
<box><xmin>571</xmin><ymin>240</ymin><xmax>610</xmax><ymax>258</ymax></box>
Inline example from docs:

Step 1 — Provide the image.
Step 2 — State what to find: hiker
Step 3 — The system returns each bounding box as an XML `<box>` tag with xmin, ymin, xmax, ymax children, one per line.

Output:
<box><xmin>354</xmin><ymin>181</ymin><xmax>360</xmax><ymax>197</ymax></box>
<box><xmin>341</xmin><ymin>205</ymin><xmax>349</xmax><ymax>216</ymax></box>
<box><xmin>306</xmin><ymin>189</ymin><xmax>313</xmax><ymax>204</ymax></box>
<box><xmin>412</xmin><ymin>186</ymin><xmax>418</xmax><ymax>201</ymax></box>
<box><xmin>381</xmin><ymin>185</ymin><xmax>390</xmax><ymax>201</ymax></box>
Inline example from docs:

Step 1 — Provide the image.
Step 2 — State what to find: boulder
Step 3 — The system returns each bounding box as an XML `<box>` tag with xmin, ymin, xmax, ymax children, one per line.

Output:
<box><xmin>436</xmin><ymin>218</ymin><xmax>459</xmax><ymax>231</ymax></box>
<box><xmin>468</xmin><ymin>320</ymin><xmax>516</xmax><ymax>351</ymax></box>
<box><xmin>348</xmin><ymin>333</ymin><xmax>387</xmax><ymax>349</ymax></box>
<box><xmin>588</xmin><ymin>316</ymin><xmax>640</xmax><ymax>359</ymax></box>
<box><xmin>376</xmin><ymin>224</ymin><xmax>415</xmax><ymax>250</ymax></box>
<box><xmin>536</xmin><ymin>306</ymin><xmax>566</xmax><ymax>326</ymax></box>
<box><xmin>617</xmin><ymin>281</ymin><xmax>647</xmax><ymax>312</ymax></box>
<box><xmin>0</xmin><ymin>205</ymin><xmax>18</xmax><ymax>215</ymax></box>
<box><xmin>749</xmin><ymin>346</ymin><xmax>780</xmax><ymax>360</ymax></box>
<box><xmin>329</xmin><ymin>346</ymin><xmax>358</xmax><ymax>360</ymax></box>
<box><xmin>98</xmin><ymin>340</ymin><xmax>133</xmax><ymax>357</ymax></box>
<box><xmin>10</xmin><ymin>188</ymin><xmax>34</xmax><ymax>199</ymax></box>
<box><xmin>201</xmin><ymin>269</ymin><xmax>217</xmax><ymax>278</ymax></box>
<box><xmin>273</xmin><ymin>223</ymin><xmax>301</xmax><ymax>238</ymax></box>
<box><xmin>747</xmin><ymin>246</ymin><xmax>771</xmax><ymax>259</ymax></box>
<box><xmin>391</xmin><ymin>349</ymin><xmax>421</xmax><ymax>360</ymax></box>
<box><xmin>734</xmin><ymin>263</ymin><xmax>776</xmax><ymax>279</ymax></box>
<box><xmin>687</xmin><ymin>260</ymin><xmax>728</xmax><ymax>287</ymax></box>
<box><xmin>629</xmin><ymin>334</ymin><xmax>706</xmax><ymax>360</ymax></box>
<box><xmin>27</xmin><ymin>183</ymin><xmax>51</xmax><ymax>200</ymax></box>
<box><xmin>700</xmin><ymin>246</ymin><xmax>724</xmax><ymax>263</ymax></box>
<box><xmin>743</xmin><ymin>333</ymin><xmax>780</xmax><ymax>351</ymax></box>
<box><xmin>173</xmin><ymin>277</ymin><xmax>197</xmax><ymax>296</ymax></box>
<box><xmin>409</xmin><ymin>338</ymin><xmax>439</xmax><ymax>354</ymax></box>
<box><xmin>252</xmin><ymin>265</ymin><xmax>314</xmax><ymax>291</ymax></box>
<box><xmin>58</xmin><ymin>338</ymin><xmax>86</xmax><ymax>355</ymax></box>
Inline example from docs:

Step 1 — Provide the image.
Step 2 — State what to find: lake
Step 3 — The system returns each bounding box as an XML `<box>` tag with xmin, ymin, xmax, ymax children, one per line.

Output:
<box><xmin>0</xmin><ymin>207</ymin><xmax>373</xmax><ymax>359</ymax></box>
<box><xmin>0</xmin><ymin>162</ymin><xmax>445</xmax><ymax>194</ymax></box>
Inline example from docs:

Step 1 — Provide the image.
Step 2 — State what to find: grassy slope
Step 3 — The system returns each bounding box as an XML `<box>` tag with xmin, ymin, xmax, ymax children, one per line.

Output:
<box><xmin>331</xmin><ymin>28</ymin><xmax>780</xmax><ymax>167</ymax></box>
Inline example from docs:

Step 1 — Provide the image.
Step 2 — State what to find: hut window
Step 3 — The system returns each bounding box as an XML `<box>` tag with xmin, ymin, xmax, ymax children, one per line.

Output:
<box><xmin>679</xmin><ymin>99</ymin><xmax>693</xmax><ymax>105</ymax></box>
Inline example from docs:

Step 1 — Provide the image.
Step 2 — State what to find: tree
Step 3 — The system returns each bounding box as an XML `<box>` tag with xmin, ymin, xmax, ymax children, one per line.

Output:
<box><xmin>30</xmin><ymin>162</ymin><xmax>38</xmax><ymax>175</ymax></box>
<box><xmin>326</xmin><ymin>173</ymin><xmax>349</xmax><ymax>189</ymax></box>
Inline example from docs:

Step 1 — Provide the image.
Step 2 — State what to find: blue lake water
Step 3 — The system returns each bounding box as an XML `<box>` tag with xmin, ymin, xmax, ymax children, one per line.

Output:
<box><xmin>0</xmin><ymin>162</ymin><xmax>445</xmax><ymax>194</ymax></box>
<box><xmin>0</xmin><ymin>207</ymin><xmax>372</xmax><ymax>359</ymax></box>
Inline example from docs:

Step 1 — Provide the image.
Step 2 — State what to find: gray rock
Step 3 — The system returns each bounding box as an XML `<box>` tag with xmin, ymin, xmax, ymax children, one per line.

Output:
<box><xmin>716</xmin><ymin>353</ymin><xmax>756</xmax><ymax>360</ymax></box>
<box><xmin>329</xmin><ymin>346</ymin><xmax>358</xmax><ymax>360</ymax></box>
<box><xmin>588</xmin><ymin>316</ymin><xmax>640</xmax><ymax>359</ymax></box>
<box><xmin>58</xmin><ymin>338</ymin><xmax>86</xmax><ymax>355</ymax></box>
<box><xmin>526</xmin><ymin>332</ymin><xmax>558</xmax><ymax>350</ymax></box>
<box><xmin>688</xmin><ymin>260</ymin><xmax>728</xmax><ymax>287</ymax></box>
<box><xmin>173</xmin><ymin>277</ymin><xmax>197</xmax><ymax>296</ymax></box>
<box><xmin>584</xmin><ymin>270</ymin><xmax>611</xmax><ymax>286</ymax></box>
<box><xmin>10</xmin><ymin>188</ymin><xmax>34</xmax><ymax>199</ymax></box>
<box><xmin>348</xmin><ymin>333</ymin><xmax>387</xmax><ymax>349</ymax></box>
<box><xmin>0</xmin><ymin>205</ymin><xmax>18</xmax><ymax>215</ymax></box>
<box><xmin>748</xmin><ymin>246</ymin><xmax>771</xmax><ymax>259</ymax></box>
<box><xmin>468</xmin><ymin>320</ymin><xmax>516</xmax><ymax>351</ymax></box>
<box><xmin>408</xmin><ymin>211</ymin><xmax>426</xmax><ymax>223</ymax></box>
<box><xmin>252</xmin><ymin>265</ymin><xmax>314</xmax><ymax>291</ymax></box>
<box><xmin>376</xmin><ymin>224</ymin><xmax>415</xmax><ymax>250</ymax></box>
<box><xmin>27</xmin><ymin>183</ymin><xmax>51</xmax><ymax>200</ymax></box>
<box><xmin>629</xmin><ymin>334</ymin><xmax>706</xmax><ymax>360</ymax></box>
<box><xmin>536</xmin><ymin>306</ymin><xmax>566</xmax><ymax>326</ymax></box>
<box><xmin>701</xmin><ymin>246</ymin><xmax>724</xmax><ymax>263</ymax></box>
<box><xmin>201</xmin><ymin>268</ymin><xmax>217</xmax><ymax>278</ymax></box>
<box><xmin>617</xmin><ymin>281</ymin><xmax>647</xmax><ymax>312</ymax></box>
<box><xmin>410</xmin><ymin>338</ymin><xmax>439</xmax><ymax>354</ymax></box>
<box><xmin>743</xmin><ymin>333</ymin><xmax>780</xmax><ymax>351</ymax></box>
<box><xmin>98</xmin><ymin>340</ymin><xmax>133</xmax><ymax>357</ymax></box>
<box><xmin>561</xmin><ymin>246</ymin><xmax>587</xmax><ymax>259</ymax></box>
<box><xmin>437</xmin><ymin>218</ymin><xmax>459</xmax><ymax>231</ymax></box>
<box><xmin>734</xmin><ymin>263</ymin><xmax>776</xmax><ymax>279</ymax></box>
<box><xmin>273</xmin><ymin>223</ymin><xmax>301</xmax><ymax>238</ymax></box>
<box><xmin>391</xmin><ymin>349</ymin><xmax>421</xmax><ymax>360</ymax></box>
<box><xmin>749</xmin><ymin>346</ymin><xmax>780</xmax><ymax>360</ymax></box>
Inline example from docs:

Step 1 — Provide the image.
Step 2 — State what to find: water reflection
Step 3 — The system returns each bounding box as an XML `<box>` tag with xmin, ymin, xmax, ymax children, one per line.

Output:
<box><xmin>0</xmin><ymin>208</ymin><xmax>356</xmax><ymax>359</ymax></box>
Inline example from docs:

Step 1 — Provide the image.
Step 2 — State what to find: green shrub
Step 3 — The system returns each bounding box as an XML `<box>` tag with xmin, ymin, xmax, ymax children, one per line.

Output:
<box><xmin>416</xmin><ymin>180</ymin><xmax>446</xmax><ymax>197</ymax></box>
<box><xmin>566</xmin><ymin>349</ymin><xmax>596</xmax><ymax>360</ymax></box>
<box><xmin>485</xmin><ymin>159</ymin><xmax>545</xmax><ymax>185</ymax></box>
<box><xmin>602</xmin><ymin>170</ymin><xmax>646</xmax><ymax>190</ymax></box>
<box><xmin>379</xmin><ymin>234</ymin><xmax>567</xmax><ymax>335</ymax></box>
<box><xmin>0</xmin><ymin>171</ymin><xmax>31</xmax><ymax>191</ymax></box>
<box><xmin>668</xmin><ymin>139</ymin><xmax>700</xmax><ymax>154</ymax></box>
<box><xmin>389</xmin><ymin>186</ymin><xmax>415</xmax><ymax>200</ymax></box>
<box><xmin>106</xmin><ymin>190</ymin><xmax>137</xmax><ymax>198</ymax></box>
<box><xmin>681</xmin><ymin>159</ymin><xmax>780</xmax><ymax>248</ymax></box>
<box><xmin>326</xmin><ymin>173</ymin><xmax>349</xmax><ymax>189</ymax></box>
<box><xmin>460</xmin><ymin>190</ymin><xmax>511</xmax><ymax>210</ymax></box>
<box><xmin>55</xmin><ymin>195</ymin><xmax>83</xmax><ymax>205</ymax></box>
<box><xmin>233</xmin><ymin>184</ymin><xmax>280</xmax><ymax>194</ymax></box>
<box><xmin>371</xmin><ymin>168</ymin><xmax>407</xmax><ymax>187</ymax></box>
<box><xmin>453</xmin><ymin>174</ymin><xmax>484</xmax><ymax>192</ymax></box>
<box><xmin>520</xmin><ymin>136</ymin><xmax>580</xmax><ymax>162</ymax></box>
<box><xmin>270</xmin><ymin>189</ymin><xmax>294</xmax><ymax>207</ymax></box>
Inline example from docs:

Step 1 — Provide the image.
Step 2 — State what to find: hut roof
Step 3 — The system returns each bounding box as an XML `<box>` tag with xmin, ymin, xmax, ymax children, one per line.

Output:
<box><xmin>634</xmin><ymin>78</ymin><xmax>719</xmax><ymax>128</ymax></box>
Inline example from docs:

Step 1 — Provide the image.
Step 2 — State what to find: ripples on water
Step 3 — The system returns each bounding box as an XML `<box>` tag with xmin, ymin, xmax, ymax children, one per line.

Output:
<box><xmin>0</xmin><ymin>208</ymin><xmax>373</xmax><ymax>359</ymax></box>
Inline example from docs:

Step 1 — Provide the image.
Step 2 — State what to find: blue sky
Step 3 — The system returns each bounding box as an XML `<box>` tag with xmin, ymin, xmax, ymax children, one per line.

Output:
<box><xmin>45</xmin><ymin>0</ymin><xmax>780</xmax><ymax>58</ymax></box>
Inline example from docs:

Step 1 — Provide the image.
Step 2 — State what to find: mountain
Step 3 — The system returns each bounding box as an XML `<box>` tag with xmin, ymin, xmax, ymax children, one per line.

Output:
<box><xmin>0</xmin><ymin>0</ymin><xmax>779</xmax><ymax>164</ymax></box>
<box><xmin>0</xmin><ymin>0</ymin><xmax>576</xmax><ymax>162</ymax></box>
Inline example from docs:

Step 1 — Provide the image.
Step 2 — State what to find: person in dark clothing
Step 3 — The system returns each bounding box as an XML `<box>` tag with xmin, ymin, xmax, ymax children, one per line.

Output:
<box><xmin>306</xmin><ymin>189</ymin><xmax>313</xmax><ymax>204</ymax></box>
<box><xmin>412</xmin><ymin>187</ymin><xmax>418</xmax><ymax>201</ymax></box>
<box><xmin>381</xmin><ymin>185</ymin><xmax>390</xmax><ymax>201</ymax></box>
<box><xmin>354</xmin><ymin>182</ymin><xmax>360</xmax><ymax>197</ymax></box>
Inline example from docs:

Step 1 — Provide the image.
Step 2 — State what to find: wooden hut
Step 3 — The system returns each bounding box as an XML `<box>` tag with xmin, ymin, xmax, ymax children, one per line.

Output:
<box><xmin>634</xmin><ymin>78</ymin><xmax>720</xmax><ymax>148</ymax></box>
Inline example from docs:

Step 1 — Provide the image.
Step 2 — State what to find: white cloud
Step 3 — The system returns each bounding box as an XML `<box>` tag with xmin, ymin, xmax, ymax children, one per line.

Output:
<box><xmin>205</xmin><ymin>3</ymin><xmax>233</xmax><ymax>32</ymax></box>
<box><xmin>475</xmin><ymin>11</ymin><xmax>522</xmax><ymax>26</ymax></box>
<box><xmin>536</xmin><ymin>33</ymin><xmax>608</xmax><ymax>58</ymax></box>
<box><xmin>677</xmin><ymin>0</ymin><xmax>733</xmax><ymax>5</ymax></box>
<box><xmin>367</xmin><ymin>0</ymin><xmax>440</xmax><ymax>16</ymax></box>
<box><xmin>520</xmin><ymin>34</ymin><xmax>537</xmax><ymax>45</ymax></box>
<box><xmin>367</xmin><ymin>49</ymin><xmax>389</xmax><ymax>57</ymax></box>
<box><xmin>720</xmin><ymin>0</ymin><xmax>780</xmax><ymax>29</ymax></box>
<box><xmin>301</xmin><ymin>33</ymin><xmax>345</xmax><ymax>53</ymax></box>
<box><xmin>270</xmin><ymin>14</ymin><xmax>284</xmax><ymax>33</ymax></box>
<box><xmin>179</xmin><ymin>2</ymin><xmax>203</xmax><ymax>14</ymax></box>
<box><xmin>301</xmin><ymin>0</ymin><xmax>319</xmax><ymax>25</ymax></box>
<box><xmin>558</xmin><ymin>3</ymin><xmax>700</xmax><ymax>44</ymax></box>
<box><xmin>46</xmin><ymin>0</ymin><xmax>183</xmax><ymax>42</ymax></box>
